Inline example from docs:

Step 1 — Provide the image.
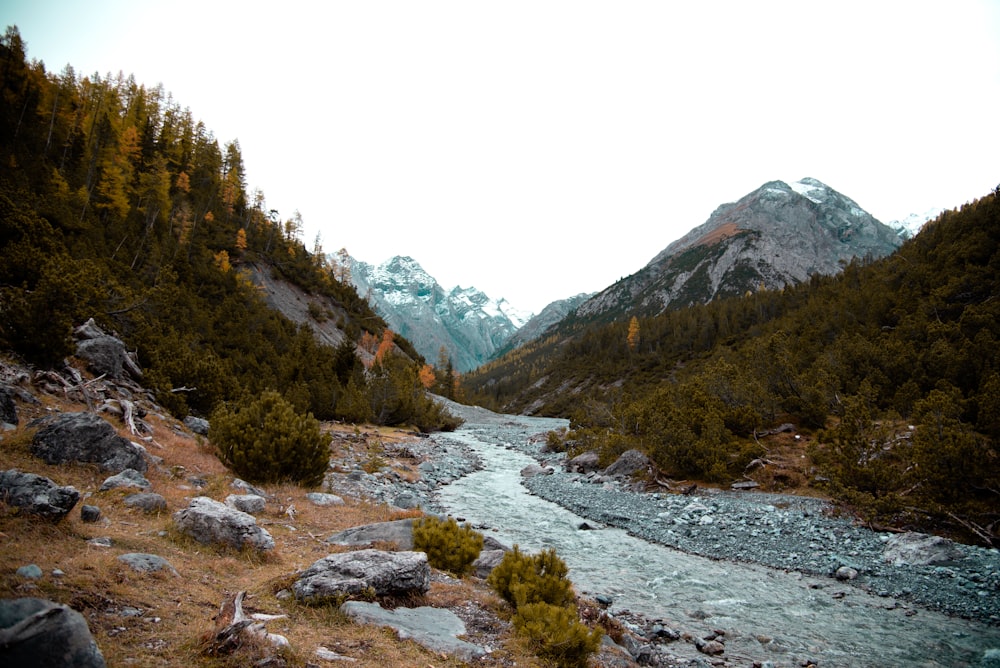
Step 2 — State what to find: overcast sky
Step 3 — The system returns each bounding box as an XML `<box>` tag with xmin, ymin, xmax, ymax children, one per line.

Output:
<box><xmin>6</xmin><ymin>1</ymin><xmax>1000</xmax><ymax>313</ymax></box>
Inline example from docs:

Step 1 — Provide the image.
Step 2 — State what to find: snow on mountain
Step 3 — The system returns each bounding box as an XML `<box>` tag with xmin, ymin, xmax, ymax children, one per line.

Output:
<box><xmin>344</xmin><ymin>255</ymin><xmax>533</xmax><ymax>373</ymax></box>
<box><xmin>888</xmin><ymin>208</ymin><xmax>945</xmax><ymax>239</ymax></box>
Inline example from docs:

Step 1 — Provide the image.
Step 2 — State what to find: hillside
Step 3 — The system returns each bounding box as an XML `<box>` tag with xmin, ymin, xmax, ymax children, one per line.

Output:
<box><xmin>464</xmin><ymin>188</ymin><xmax>1000</xmax><ymax>546</ymax></box>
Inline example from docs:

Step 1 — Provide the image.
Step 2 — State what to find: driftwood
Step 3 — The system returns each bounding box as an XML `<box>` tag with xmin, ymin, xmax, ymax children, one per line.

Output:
<box><xmin>205</xmin><ymin>591</ymin><xmax>288</xmax><ymax>656</ymax></box>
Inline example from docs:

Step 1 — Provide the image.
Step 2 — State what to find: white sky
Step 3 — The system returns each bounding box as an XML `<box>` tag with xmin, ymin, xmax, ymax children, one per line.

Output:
<box><xmin>5</xmin><ymin>1</ymin><xmax>1000</xmax><ymax>314</ymax></box>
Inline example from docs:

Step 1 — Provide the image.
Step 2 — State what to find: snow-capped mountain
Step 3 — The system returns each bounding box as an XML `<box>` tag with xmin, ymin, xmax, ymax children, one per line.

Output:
<box><xmin>577</xmin><ymin>177</ymin><xmax>903</xmax><ymax>321</ymax></box>
<box><xmin>887</xmin><ymin>208</ymin><xmax>946</xmax><ymax>240</ymax></box>
<box><xmin>346</xmin><ymin>255</ymin><xmax>532</xmax><ymax>373</ymax></box>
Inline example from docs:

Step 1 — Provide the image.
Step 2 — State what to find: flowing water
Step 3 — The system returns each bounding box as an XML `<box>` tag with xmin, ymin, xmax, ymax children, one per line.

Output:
<box><xmin>433</xmin><ymin>415</ymin><xmax>1000</xmax><ymax>668</ymax></box>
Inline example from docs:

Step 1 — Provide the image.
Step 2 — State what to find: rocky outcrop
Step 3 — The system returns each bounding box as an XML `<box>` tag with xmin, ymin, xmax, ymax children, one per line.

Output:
<box><xmin>341</xmin><ymin>600</ymin><xmax>487</xmax><ymax>661</ymax></box>
<box><xmin>172</xmin><ymin>497</ymin><xmax>275</xmax><ymax>552</ymax></box>
<box><xmin>73</xmin><ymin>318</ymin><xmax>142</xmax><ymax>380</ymax></box>
<box><xmin>326</xmin><ymin>518</ymin><xmax>416</xmax><ymax>550</ymax></box>
<box><xmin>883</xmin><ymin>532</ymin><xmax>965</xmax><ymax>566</ymax></box>
<box><xmin>31</xmin><ymin>412</ymin><xmax>147</xmax><ymax>473</ymax></box>
<box><xmin>0</xmin><ymin>597</ymin><xmax>106</xmax><ymax>668</ymax></box>
<box><xmin>0</xmin><ymin>469</ymin><xmax>80</xmax><ymax>521</ymax></box>
<box><xmin>293</xmin><ymin>549</ymin><xmax>431</xmax><ymax>603</ymax></box>
<box><xmin>0</xmin><ymin>385</ymin><xmax>18</xmax><ymax>426</ymax></box>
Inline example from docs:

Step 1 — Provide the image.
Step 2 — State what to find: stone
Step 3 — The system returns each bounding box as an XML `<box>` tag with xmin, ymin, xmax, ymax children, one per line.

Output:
<box><xmin>696</xmin><ymin>639</ymin><xmax>725</xmax><ymax>655</ymax></box>
<box><xmin>391</xmin><ymin>491</ymin><xmax>423</xmax><ymax>509</ymax></box>
<box><xmin>31</xmin><ymin>412</ymin><xmax>147</xmax><ymax>473</ymax></box>
<box><xmin>472</xmin><ymin>549</ymin><xmax>506</xmax><ymax>579</ymax></box>
<box><xmin>231</xmin><ymin>478</ymin><xmax>267</xmax><ymax>497</ymax></box>
<box><xmin>520</xmin><ymin>463</ymin><xmax>547</xmax><ymax>477</ymax></box>
<box><xmin>835</xmin><ymin>566</ymin><xmax>859</xmax><ymax>581</ymax></box>
<box><xmin>603</xmin><ymin>449</ymin><xmax>649</xmax><ymax>478</ymax></box>
<box><xmin>883</xmin><ymin>531</ymin><xmax>964</xmax><ymax>566</ymax></box>
<box><xmin>80</xmin><ymin>505</ymin><xmax>102</xmax><ymax>523</ymax></box>
<box><xmin>87</xmin><ymin>537</ymin><xmax>113</xmax><ymax>548</ymax></box>
<box><xmin>0</xmin><ymin>385</ymin><xmax>18</xmax><ymax>426</ymax></box>
<box><xmin>326</xmin><ymin>518</ymin><xmax>415</xmax><ymax>550</ymax></box>
<box><xmin>225</xmin><ymin>494</ymin><xmax>266</xmax><ymax>514</ymax></box>
<box><xmin>293</xmin><ymin>549</ymin><xmax>431</xmax><ymax>603</ymax></box>
<box><xmin>76</xmin><ymin>336</ymin><xmax>129</xmax><ymax>380</ymax></box>
<box><xmin>0</xmin><ymin>597</ymin><xmax>106</xmax><ymax>667</ymax></box>
<box><xmin>306</xmin><ymin>492</ymin><xmax>345</xmax><ymax>507</ymax></box>
<box><xmin>183</xmin><ymin>416</ymin><xmax>209</xmax><ymax>435</ymax></box>
<box><xmin>731</xmin><ymin>480</ymin><xmax>760</xmax><ymax>490</ymax></box>
<box><xmin>124</xmin><ymin>493</ymin><xmax>167</xmax><ymax>513</ymax></box>
<box><xmin>16</xmin><ymin>564</ymin><xmax>43</xmax><ymax>579</ymax></box>
<box><xmin>117</xmin><ymin>553</ymin><xmax>178</xmax><ymax>576</ymax></box>
<box><xmin>341</xmin><ymin>600</ymin><xmax>486</xmax><ymax>662</ymax></box>
<box><xmin>173</xmin><ymin>496</ymin><xmax>275</xmax><ymax>552</ymax></box>
<box><xmin>0</xmin><ymin>469</ymin><xmax>80</xmax><ymax>521</ymax></box>
<box><xmin>567</xmin><ymin>451</ymin><xmax>601</xmax><ymax>473</ymax></box>
<box><xmin>99</xmin><ymin>468</ymin><xmax>151</xmax><ymax>491</ymax></box>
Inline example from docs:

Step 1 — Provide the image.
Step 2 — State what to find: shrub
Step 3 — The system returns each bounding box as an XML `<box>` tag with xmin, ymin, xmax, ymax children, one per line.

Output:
<box><xmin>412</xmin><ymin>516</ymin><xmax>484</xmax><ymax>575</ymax></box>
<box><xmin>513</xmin><ymin>602</ymin><xmax>603</xmax><ymax>668</ymax></box>
<box><xmin>487</xmin><ymin>546</ymin><xmax>574</xmax><ymax>609</ymax></box>
<box><xmin>211</xmin><ymin>390</ymin><xmax>330</xmax><ymax>486</ymax></box>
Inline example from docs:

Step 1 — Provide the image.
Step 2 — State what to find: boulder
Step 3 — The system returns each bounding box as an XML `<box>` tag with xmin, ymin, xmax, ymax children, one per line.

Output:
<box><xmin>0</xmin><ymin>469</ymin><xmax>80</xmax><ymax>521</ymax></box>
<box><xmin>99</xmin><ymin>468</ymin><xmax>150</xmax><ymax>491</ymax></box>
<box><xmin>183</xmin><ymin>416</ymin><xmax>209</xmax><ymax>436</ymax></box>
<box><xmin>472</xmin><ymin>549</ymin><xmax>506</xmax><ymax>579</ymax></box>
<box><xmin>306</xmin><ymin>492</ymin><xmax>345</xmax><ymax>507</ymax></box>
<box><xmin>326</xmin><ymin>518</ymin><xmax>415</xmax><ymax>550</ymax></box>
<box><xmin>224</xmin><ymin>494</ymin><xmax>266</xmax><ymax>514</ymax></box>
<box><xmin>124</xmin><ymin>493</ymin><xmax>167</xmax><ymax>513</ymax></box>
<box><xmin>603</xmin><ymin>449</ymin><xmax>649</xmax><ymax>478</ymax></box>
<box><xmin>31</xmin><ymin>412</ymin><xmax>147</xmax><ymax>473</ymax></box>
<box><xmin>80</xmin><ymin>505</ymin><xmax>102</xmax><ymax>523</ymax></box>
<box><xmin>76</xmin><ymin>336</ymin><xmax>129</xmax><ymax>380</ymax></box>
<box><xmin>231</xmin><ymin>478</ymin><xmax>267</xmax><ymax>497</ymax></box>
<box><xmin>0</xmin><ymin>385</ymin><xmax>18</xmax><ymax>426</ymax></box>
<box><xmin>173</xmin><ymin>496</ymin><xmax>275</xmax><ymax>552</ymax></box>
<box><xmin>567</xmin><ymin>451</ymin><xmax>601</xmax><ymax>473</ymax></box>
<box><xmin>293</xmin><ymin>549</ymin><xmax>430</xmax><ymax>603</ymax></box>
<box><xmin>883</xmin><ymin>531</ymin><xmax>964</xmax><ymax>566</ymax></box>
<box><xmin>117</xmin><ymin>553</ymin><xmax>178</xmax><ymax>576</ymax></box>
<box><xmin>520</xmin><ymin>463</ymin><xmax>548</xmax><ymax>478</ymax></box>
<box><xmin>0</xmin><ymin>597</ymin><xmax>106</xmax><ymax>668</ymax></box>
<box><xmin>341</xmin><ymin>600</ymin><xmax>486</xmax><ymax>662</ymax></box>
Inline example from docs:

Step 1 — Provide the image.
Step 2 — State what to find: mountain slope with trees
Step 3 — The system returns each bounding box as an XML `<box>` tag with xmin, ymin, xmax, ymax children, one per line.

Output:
<box><xmin>0</xmin><ymin>26</ymin><xmax>456</xmax><ymax>431</ymax></box>
<box><xmin>464</xmin><ymin>189</ymin><xmax>1000</xmax><ymax>545</ymax></box>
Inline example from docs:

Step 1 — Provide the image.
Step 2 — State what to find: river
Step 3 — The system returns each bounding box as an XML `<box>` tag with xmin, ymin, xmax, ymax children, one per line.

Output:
<box><xmin>431</xmin><ymin>412</ymin><xmax>1000</xmax><ymax>668</ymax></box>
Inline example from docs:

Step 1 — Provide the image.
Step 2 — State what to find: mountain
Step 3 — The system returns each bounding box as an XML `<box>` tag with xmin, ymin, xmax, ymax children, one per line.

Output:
<box><xmin>499</xmin><ymin>293</ymin><xmax>594</xmax><ymax>353</ymax></box>
<box><xmin>577</xmin><ymin>178</ymin><xmax>903</xmax><ymax>323</ymax></box>
<box><xmin>888</xmin><ymin>207</ymin><xmax>946</xmax><ymax>239</ymax></box>
<box><xmin>348</xmin><ymin>255</ymin><xmax>531</xmax><ymax>373</ymax></box>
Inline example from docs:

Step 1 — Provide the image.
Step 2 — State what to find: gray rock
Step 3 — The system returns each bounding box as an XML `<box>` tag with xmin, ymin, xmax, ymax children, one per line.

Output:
<box><xmin>327</xmin><ymin>518</ymin><xmax>415</xmax><ymax>550</ymax></box>
<box><xmin>293</xmin><ymin>549</ymin><xmax>431</xmax><ymax>603</ymax></box>
<box><xmin>99</xmin><ymin>468</ymin><xmax>151</xmax><ymax>491</ymax></box>
<box><xmin>341</xmin><ymin>600</ymin><xmax>486</xmax><ymax>661</ymax></box>
<box><xmin>31</xmin><ymin>412</ymin><xmax>147</xmax><ymax>473</ymax></box>
<box><xmin>0</xmin><ymin>469</ymin><xmax>80</xmax><ymax>521</ymax></box>
<box><xmin>16</xmin><ymin>564</ymin><xmax>43</xmax><ymax>579</ymax></box>
<box><xmin>224</xmin><ymin>494</ymin><xmax>266</xmax><ymax>514</ymax></box>
<box><xmin>306</xmin><ymin>492</ymin><xmax>345</xmax><ymax>507</ymax></box>
<box><xmin>0</xmin><ymin>385</ymin><xmax>18</xmax><ymax>426</ymax></box>
<box><xmin>0</xmin><ymin>597</ymin><xmax>106</xmax><ymax>667</ymax></box>
<box><xmin>172</xmin><ymin>496</ymin><xmax>275</xmax><ymax>552</ymax></box>
<box><xmin>76</xmin><ymin>336</ymin><xmax>129</xmax><ymax>379</ymax></box>
<box><xmin>87</xmin><ymin>537</ymin><xmax>112</xmax><ymax>548</ymax></box>
<box><xmin>124</xmin><ymin>493</ymin><xmax>167</xmax><ymax>513</ymax></box>
<box><xmin>567</xmin><ymin>451</ymin><xmax>601</xmax><ymax>473</ymax></box>
<box><xmin>731</xmin><ymin>480</ymin><xmax>760</xmax><ymax>490</ymax></box>
<box><xmin>80</xmin><ymin>505</ymin><xmax>102</xmax><ymax>523</ymax></box>
<box><xmin>391</xmin><ymin>492</ymin><xmax>423</xmax><ymax>509</ymax></box>
<box><xmin>603</xmin><ymin>449</ymin><xmax>649</xmax><ymax>478</ymax></box>
<box><xmin>883</xmin><ymin>532</ymin><xmax>964</xmax><ymax>566</ymax></box>
<box><xmin>472</xmin><ymin>549</ymin><xmax>506</xmax><ymax>579</ymax></box>
<box><xmin>117</xmin><ymin>553</ymin><xmax>178</xmax><ymax>576</ymax></box>
<box><xmin>231</xmin><ymin>478</ymin><xmax>267</xmax><ymax>497</ymax></box>
<box><xmin>183</xmin><ymin>416</ymin><xmax>210</xmax><ymax>435</ymax></box>
<box><xmin>835</xmin><ymin>566</ymin><xmax>859</xmax><ymax>581</ymax></box>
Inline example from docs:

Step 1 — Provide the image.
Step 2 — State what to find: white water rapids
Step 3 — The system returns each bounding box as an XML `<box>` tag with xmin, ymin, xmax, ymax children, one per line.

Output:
<box><xmin>431</xmin><ymin>414</ymin><xmax>1000</xmax><ymax>668</ymax></box>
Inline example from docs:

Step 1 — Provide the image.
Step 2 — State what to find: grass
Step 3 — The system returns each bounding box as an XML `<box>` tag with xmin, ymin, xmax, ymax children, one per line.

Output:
<box><xmin>0</xmin><ymin>379</ymin><xmax>538</xmax><ymax>667</ymax></box>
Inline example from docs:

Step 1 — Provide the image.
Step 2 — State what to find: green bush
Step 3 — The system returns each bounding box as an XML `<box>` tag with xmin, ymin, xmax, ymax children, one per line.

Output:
<box><xmin>513</xmin><ymin>602</ymin><xmax>603</xmax><ymax>668</ymax></box>
<box><xmin>412</xmin><ymin>516</ymin><xmax>484</xmax><ymax>575</ymax></box>
<box><xmin>487</xmin><ymin>546</ymin><xmax>574</xmax><ymax>609</ymax></box>
<box><xmin>211</xmin><ymin>390</ymin><xmax>330</xmax><ymax>486</ymax></box>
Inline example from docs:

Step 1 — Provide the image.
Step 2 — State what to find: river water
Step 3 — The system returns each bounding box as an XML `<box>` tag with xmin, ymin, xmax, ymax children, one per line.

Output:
<box><xmin>432</xmin><ymin>414</ymin><xmax>1000</xmax><ymax>668</ymax></box>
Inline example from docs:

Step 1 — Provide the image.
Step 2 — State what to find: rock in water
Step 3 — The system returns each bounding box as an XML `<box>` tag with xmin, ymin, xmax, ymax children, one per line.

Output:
<box><xmin>0</xmin><ymin>598</ymin><xmax>106</xmax><ymax>667</ymax></box>
<box><xmin>293</xmin><ymin>549</ymin><xmax>430</xmax><ymax>603</ymax></box>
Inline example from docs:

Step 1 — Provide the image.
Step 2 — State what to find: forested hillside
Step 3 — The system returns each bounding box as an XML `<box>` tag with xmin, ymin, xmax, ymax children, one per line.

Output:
<box><xmin>0</xmin><ymin>26</ymin><xmax>457</xmax><ymax>431</ymax></box>
<box><xmin>465</xmin><ymin>189</ymin><xmax>1000</xmax><ymax>545</ymax></box>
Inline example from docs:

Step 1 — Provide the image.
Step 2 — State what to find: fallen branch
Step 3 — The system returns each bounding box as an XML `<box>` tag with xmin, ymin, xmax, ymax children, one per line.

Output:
<box><xmin>206</xmin><ymin>591</ymin><xmax>289</xmax><ymax>656</ymax></box>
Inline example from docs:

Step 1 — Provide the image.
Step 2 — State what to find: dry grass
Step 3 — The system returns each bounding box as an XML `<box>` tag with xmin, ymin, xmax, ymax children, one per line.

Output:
<box><xmin>0</xmin><ymin>383</ymin><xmax>533</xmax><ymax>667</ymax></box>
